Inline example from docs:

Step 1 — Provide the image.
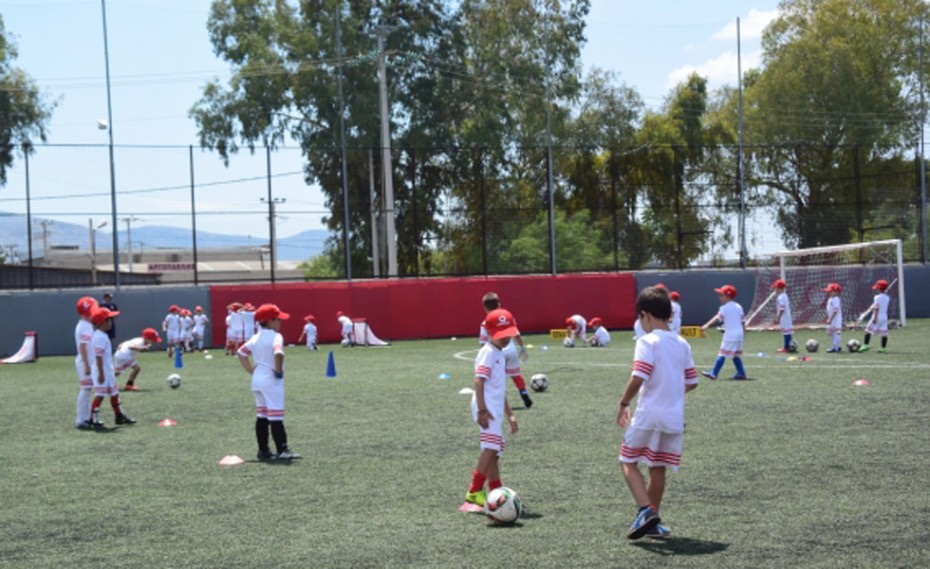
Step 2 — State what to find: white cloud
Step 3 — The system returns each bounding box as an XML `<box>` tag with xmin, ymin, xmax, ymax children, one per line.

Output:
<box><xmin>665</xmin><ymin>50</ymin><xmax>763</xmax><ymax>90</ymax></box>
<box><xmin>712</xmin><ymin>9</ymin><xmax>778</xmax><ymax>41</ymax></box>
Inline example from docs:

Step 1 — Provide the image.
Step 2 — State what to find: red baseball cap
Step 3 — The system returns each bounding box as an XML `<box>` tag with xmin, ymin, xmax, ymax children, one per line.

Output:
<box><xmin>304</xmin><ymin>315</ymin><xmax>316</xmax><ymax>322</ymax></box>
<box><xmin>565</xmin><ymin>317</ymin><xmax>575</xmax><ymax>329</ymax></box>
<box><xmin>91</xmin><ymin>306</ymin><xmax>119</xmax><ymax>325</ymax></box>
<box><xmin>255</xmin><ymin>303</ymin><xmax>290</xmax><ymax>323</ymax></box>
<box><xmin>336</xmin><ymin>310</ymin><xmax>344</xmax><ymax>318</ymax></box>
<box><xmin>670</xmin><ymin>291</ymin><xmax>680</xmax><ymax>301</ymax></box>
<box><xmin>142</xmin><ymin>328</ymin><xmax>162</xmax><ymax>343</ymax></box>
<box><xmin>195</xmin><ymin>305</ymin><xmax>203</xmax><ymax>312</ymax></box>
<box><xmin>655</xmin><ymin>283</ymin><xmax>667</xmax><ymax>290</ymax></box>
<box><xmin>714</xmin><ymin>285</ymin><xmax>737</xmax><ymax>299</ymax></box>
<box><xmin>76</xmin><ymin>296</ymin><xmax>98</xmax><ymax>316</ymax></box>
<box><xmin>169</xmin><ymin>304</ymin><xmax>179</xmax><ymax>312</ymax></box>
<box><xmin>588</xmin><ymin>317</ymin><xmax>603</xmax><ymax>328</ymax></box>
<box><xmin>772</xmin><ymin>279</ymin><xmax>787</xmax><ymax>289</ymax></box>
<box><xmin>485</xmin><ymin>309</ymin><xmax>518</xmax><ymax>340</ymax></box>
<box><xmin>823</xmin><ymin>283</ymin><xmax>842</xmax><ymax>293</ymax></box>
<box><xmin>872</xmin><ymin>279</ymin><xmax>889</xmax><ymax>291</ymax></box>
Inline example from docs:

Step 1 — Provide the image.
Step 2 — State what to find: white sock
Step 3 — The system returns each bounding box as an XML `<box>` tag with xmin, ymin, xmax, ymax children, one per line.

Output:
<box><xmin>76</xmin><ymin>387</ymin><xmax>91</xmax><ymax>424</ymax></box>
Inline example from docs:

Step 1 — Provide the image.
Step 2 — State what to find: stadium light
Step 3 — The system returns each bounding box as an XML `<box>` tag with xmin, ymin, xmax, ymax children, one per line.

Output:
<box><xmin>100</xmin><ymin>0</ymin><xmax>120</xmax><ymax>288</ymax></box>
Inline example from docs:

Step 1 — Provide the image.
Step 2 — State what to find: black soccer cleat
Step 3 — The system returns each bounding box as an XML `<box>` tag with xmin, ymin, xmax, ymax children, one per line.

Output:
<box><xmin>115</xmin><ymin>414</ymin><xmax>137</xmax><ymax>425</ymax></box>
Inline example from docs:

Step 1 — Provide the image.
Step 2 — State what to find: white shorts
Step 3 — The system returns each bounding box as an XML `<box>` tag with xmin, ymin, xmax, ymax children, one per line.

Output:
<box><xmin>92</xmin><ymin>373</ymin><xmax>119</xmax><ymax>397</ymax></box>
<box><xmin>167</xmin><ymin>332</ymin><xmax>179</xmax><ymax>344</ymax></box>
<box><xmin>502</xmin><ymin>342</ymin><xmax>521</xmax><ymax>377</ymax></box>
<box><xmin>866</xmin><ymin>318</ymin><xmax>888</xmax><ymax>336</ymax></box>
<box><xmin>252</xmin><ymin>375</ymin><xmax>285</xmax><ymax>421</ymax></box>
<box><xmin>471</xmin><ymin>399</ymin><xmax>504</xmax><ymax>456</ymax></box>
<box><xmin>113</xmin><ymin>354</ymin><xmax>138</xmax><ymax>374</ymax></box>
<box><xmin>718</xmin><ymin>338</ymin><xmax>744</xmax><ymax>357</ymax></box>
<box><xmin>620</xmin><ymin>426</ymin><xmax>683</xmax><ymax>471</ymax></box>
<box><xmin>75</xmin><ymin>360</ymin><xmax>93</xmax><ymax>389</ymax></box>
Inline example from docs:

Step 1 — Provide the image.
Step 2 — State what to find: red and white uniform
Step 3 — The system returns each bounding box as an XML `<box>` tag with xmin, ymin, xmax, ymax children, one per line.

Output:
<box><xmin>591</xmin><ymin>326</ymin><xmax>610</xmax><ymax>347</ymax></box>
<box><xmin>193</xmin><ymin>313</ymin><xmax>209</xmax><ymax>340</ymax></box>
<box><xmin>229</xmin><ymin>310</ymin><xmax>245</xmax><ymax>343</ymax></box>
<box><xmin>567</xmin><ymin>314</ymin><xmax>586</xmax><ymax>342</ymax></box>
<box><xmin>241</xmin><ymin>309</ymin><xmax>256</xmax><ymax>340</ymax></box>
<box><xmin>91</xmin><ymin>329</ymin><xmax>119</xmax><ymax>397</ymax></box>
<box><xmin>302</xmin><ymin>322</ymin><xmax>318</xmax><ymax>348</ymax></box>
<box><xmin>776</xmin><ymin>291</ymin><xmax>793</xmax><ymax>334</ymax></box>
<box><xmin>164</xmin><ymin>312</ymin><xmax>181</xmax><ymax>345</ymax></box>
<box><xmin>338</xmin><ymin>315</ymin><xmax>354</xmax><ymax>342</ymax></box>
<box><xmin>826</xmin><ymin>296</ymin><xmax>843</xmax><ymax>335</ymax></box>
<box><xmin>113</xmin><ymin>337</ymin><xmax>145</xmax><ymax>374</ymax></box>
<box><xmin>715</xmin><ymin>300</ymin><xmax>745</xmax><ymax>357</ymax></box>
<box><xmin>620</xmin><ymin>329</ymin><xmax>698</xmax><ymax>471</ymax></box>
<box><xmin>478</xmin><ymin>321</ymin><xmax>521</xmax><ymax>377</ymax></box>
<box><xmin>75</xmin><ymin>319</ymin><xmax>94</xmax><ymax>389</ymax></box>
<box><xmin>471</xmin><ymin>342</ymin><xmax>507</xmax><ymax>455</ymax></box>
<box><xmin>670</xmin><ymin>301</ymin><xmax>682</xmax><ymax>334</ymax></box>
<box><xmin>238</xmin><ymin>328</ymin><xmax>286</xmax><ymax>421</ymax></box>
<box><xmin>866</xmin><ymin>292</ymin><xmax>890</xmax><ymax>336</ymax></box>
<box><xmin>181</xmin><ymin>315</ymin><xmax>194</xmax><ymax>346</ymax></box>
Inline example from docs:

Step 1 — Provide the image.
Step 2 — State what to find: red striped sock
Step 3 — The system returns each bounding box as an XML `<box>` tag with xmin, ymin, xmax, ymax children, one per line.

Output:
<box><xmin>469</xmin><ymin>470</ymin><xmax>486</xmax><ymax>493</ymax></box>
<box><xmin>511</xmin><ymin>375</ymin><xmax>526</xmax><ymax>391</ymax></box>
<box><xmin>488</xmin><ymin>478</ymin><xmax>502</xmax><ymax>491</ymax></box>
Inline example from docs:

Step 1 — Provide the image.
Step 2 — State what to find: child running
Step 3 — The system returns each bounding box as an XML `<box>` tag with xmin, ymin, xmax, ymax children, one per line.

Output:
<box><xmin>297</xmin><ymin>315</ymin><xmax>318</xmax><ymax>350</ymax></box>
<box><xmin>700</xmin><ymin>285</ymin><xmax>747</xmax><ymax>380</ymax></box>
<box><xmin>617</xmin><ymin>285</ymin><xmax>699</xmax><ymax>539</ymax></box>
<box><xmin>858</xmin><ymin>279</ymin><xmax>890</xmax><ymax>353</ymax></box>
<box><xmin>464</xmin><ymin>309</ymin><xmax>520</xmax><ymax>508</ymax></box>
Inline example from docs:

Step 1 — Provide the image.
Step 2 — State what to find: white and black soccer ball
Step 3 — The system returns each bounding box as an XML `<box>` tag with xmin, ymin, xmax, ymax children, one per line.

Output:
<box><xmin>484</xmin><ymin>487</ymin><xmax>523</xmax><ymax>524</ymax></box>
<box><xmin>563</xmin><ymin>337</ymin><xmax>574</xmax><ymax>348</ymax></box>
<box><xmin>166</xmin><ymin>373</ymin><xmax>182</xmax><ymax>389</ymax></box>
<box><xmin>530</xmin><ymin>373</ymin><xmax>549</xmax><ymax>393</ymax></box>
<box><xmin>341</xmin><ymin>338</ymin><xmax>352</xmax><ymax>347</ymax></box>
<box><xmin>788</xmin><ymin>339</ymin><xmax>798</xmax><ymax>353</ymax></box>
<box><xmin>805</xmin><ymin>339</ymin><xmax>819</xmax><ymax>353</ymax></box>
<box><xmin>847</xmin><ymin>338</ymin><xmax>861</xmax><ymax>353</ymax></box>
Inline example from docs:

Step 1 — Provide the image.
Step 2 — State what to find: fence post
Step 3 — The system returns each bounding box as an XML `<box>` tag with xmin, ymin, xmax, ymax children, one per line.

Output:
<box><xmin>23</xmin><ymin>145</ymin><xmax>34</xmax><ymax>290</ymax></box>
<box><xmin>189</xmin><ymin>145</ymin><xmax>199</xmax><ymax>285</ymax></box>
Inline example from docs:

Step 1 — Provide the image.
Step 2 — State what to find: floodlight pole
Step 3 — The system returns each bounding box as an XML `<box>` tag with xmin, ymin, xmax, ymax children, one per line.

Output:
<box><xmin>376</xmin><ymin>25</ymin><xmax>398</xmax><ymax>278</ymax></box>
<box><xmin>101</xmin><ymin>0</ymin><xmax>120</xmax><ymax>288</ymax></box>
<box><xmin>336</xmin><ymin>5</ymin><xmax>352</xmax><ymax>280</ymax></box>
<box><xmin>920</xmin><ymin>14</ymin><xmax>927</xmax><ymax>264</ymax></box>
<box><xmin>737</xmin><ymin>17</ymin><xmax>747</xmax><ymax>269</ymax></box>
<box><xmin>544</xmin><ymin>6</ymin><xmax>557</xmax><ymax>275</ymax></box>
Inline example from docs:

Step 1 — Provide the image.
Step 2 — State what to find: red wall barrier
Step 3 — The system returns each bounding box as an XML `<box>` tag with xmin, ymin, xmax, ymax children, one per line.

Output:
<box><xmin>208</xmin><ymin>274</ymin><xmax>637</xmax><ymax>345</ymax></box>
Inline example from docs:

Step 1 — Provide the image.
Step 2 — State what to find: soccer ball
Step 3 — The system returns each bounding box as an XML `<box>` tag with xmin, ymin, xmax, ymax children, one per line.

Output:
<box><xmin>484</xmin><ymin>487</ymin><xmax>522</xmax><ymax>524</ymax></box>
<box><xmin>341</xmin><ymin>338</ymin><xmax>352</xmax><ymax>347</ymax></box>
<box><xmin>788</xmin><ymin>339</ymin><xmax>798</xmax><ymax>353</ymax></box>
<box><xmin>805</xmin><ymin>339</ymin><xmax>819</xmax><ymax>353</ymax></box>
<box><xmin>847</xmin><ymin>339</ymin><xmax>861</xmax><ymax>353</ymax></box>
<box><xmin>563</xmin><ymin>337</ymin><xmax>574</xmax><ymax>348</ymax></box>
<box><xmin>166</xmin><ymin>373</ymin><xmax>182</xmax><ymax>389</ymax></box>
<box><xmin>530</xmin><ymin>373</ymin><xmax>549</xmax><ymax>393</ymax></box>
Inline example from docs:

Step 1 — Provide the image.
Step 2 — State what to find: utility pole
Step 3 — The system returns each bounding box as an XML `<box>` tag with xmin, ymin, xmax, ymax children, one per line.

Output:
<box><xmin>737</xmin><ymin>16</ymin><xmax>747</xmax><ymax>269</ymax></box>
<box><xmin>119</xmin><ymin>216</ymin><xmax>139</xmax><ymax>273</ymax></box>
<box><xmin>375</xmin><ymin>25</ymin><xmax>398</xmax><ymax>278</ymax></box>
<box><xmin>36</xmin><ymin>219</ymin><xmax>54</xmax><ymax>260</ymax></box>
<box><xmin>543</xmin><ymin>7</ymin><xmax>556</xmax><ymax>275</ymax></box>
<box><xmin>336</xmin><ymin>5</ymin><xmax>352</xmax><ymax>280</ymax></box>
<box><xmin>369</xmin><ymin>149</ymin><xmax>380</xmax><ymax>277</ymax></box>
<box><xmin>261</xmin><ymin>196</ymin><xmax>286</xmax><ymax>277</ymax></box>
<box><xmin>101</xmin><ymin>0</ymin><xmax>120</xmax><ymax>288</ymax></box>
<box><xmin>89</xmin><ymin>219</ymin><xmax>107</xmax><ymax>286</ymax></box>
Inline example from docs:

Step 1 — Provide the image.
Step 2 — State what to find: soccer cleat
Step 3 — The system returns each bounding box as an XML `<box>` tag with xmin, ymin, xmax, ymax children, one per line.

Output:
<box><xmin>276</xmin><ymin>449</ymin><xmax>302</xmax><ymax>460</ymax></box>
<box><xmin>521</xmin><ymin>393</ymin><xmax>534</xmax><ymax>409</ymax></box>
<box><xmin>776</xmin><ymin>348</ymin><xmax>789</xmax><ymax>353</ymax></box>
<box><xmin>857</xmin><ymin>344</ymin><xmax>870</xmax><ymax>353</ymax></box>
<box><xmin>730</xmin><ymin>374</ymin><xmax>748</xmax><ymax>380</ymax></box>
<box><xmin>115</xmin><ymin>414</ymin><xmax>137</xmax><ymax>425</ymax></box>
<box><xmin>646</xmin><ymin>523</ymin><xmax>671</xmax><ymax>540</ymax></box>
<box><xmin>123</xmin><ymin>384</ymin><xmax>139</xmax><ymax>391</ymax></box>
<box><xmin>256</xmin><ymin>450</ymin><xmax>275</xmax><ymax>461</ymax></box>
<box><xmin>91</xmin><ymin>421</ymin><xmax>107</xmax><ymax>431</ymax></box>
<box><xmin>75</xmin><ymin>420</ymin><xmax>93</xmax><ymax>430</ymax></box>
<box><xmin>627</xmin><ymin>506</ymin><xmax>660</xmax><ymax>540</ymax></box>
<box><xmin>700</xmin><ymin>371</ymin><xmax>717</xmax><ymax>380</ymax></box>
<box><xmin>826</xmin><ymin>347</ymin><xmax>842</xmax><ymax>353</ymax></box>
<box><xmin>878</xmin><ymin>348</ymin><xmax>886</xmax><ymax>353</ymax></box>
<box><xmin>465</xmin><ymin>489</ymin><xmax>486</xmax><ymax>507</ymax></box>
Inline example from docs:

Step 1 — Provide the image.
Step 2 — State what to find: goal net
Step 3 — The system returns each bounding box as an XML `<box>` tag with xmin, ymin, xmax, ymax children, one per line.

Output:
<box><xmin>745</xmin><ymin>239</ymin><xmax>905</xmax><ymax>331</ymax></box>
<box><xmin>352</xmin><ymin>319</ymin><xmax>390</xmax><ymax>346</ymax></box>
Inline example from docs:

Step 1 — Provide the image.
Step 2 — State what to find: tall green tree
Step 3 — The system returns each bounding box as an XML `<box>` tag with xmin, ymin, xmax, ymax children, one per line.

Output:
<box><xmin>0</xmin><ymin>15</ymin><xmax>55</xmax><ymax>186</ymax></box>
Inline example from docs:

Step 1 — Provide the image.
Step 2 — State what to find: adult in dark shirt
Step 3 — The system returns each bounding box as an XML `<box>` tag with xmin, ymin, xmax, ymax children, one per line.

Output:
<box><xmin>100</xmin><ymin>292</ymin><xmax>118</xmax><ymax>340</ymax></box>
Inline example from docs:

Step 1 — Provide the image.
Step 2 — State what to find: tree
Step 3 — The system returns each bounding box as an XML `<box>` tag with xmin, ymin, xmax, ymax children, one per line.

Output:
<box><xmin>500</xmin><ymin>208</ymin><xmax>608</xmax><ymax>272</ymax></box>
<box><xmin>0</xmin><ymin>15</ymin><xmax>55</xmax><ymax>186</ymax></box>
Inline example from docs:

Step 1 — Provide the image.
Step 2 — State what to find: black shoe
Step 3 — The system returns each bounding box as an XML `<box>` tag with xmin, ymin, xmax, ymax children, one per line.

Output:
<box><xmin>91</xmin><ymin>421</ymin><xmax>107</xmax><ymax>431</ymax></box>
<box><xmin>521</xmin><ymin>393</ymin><xmax>534</xmax><ymax>409</ymax></box>
<box><xmin>76</xmin><ymin>420</ymin><xmax>93</xmax><ymax>430</ymax></box>
<box><xmin>256</xmin><ymin>450</ymin><xmax>275</xmax><ymax>461</ymax></box>
<box><xmin>115</xmin><ymin>414</ymin><xmax>137</xmax><ymax>425</ymax></box>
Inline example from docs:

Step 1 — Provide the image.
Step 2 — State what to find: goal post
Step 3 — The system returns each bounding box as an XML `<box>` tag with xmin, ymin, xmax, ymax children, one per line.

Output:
<box><xmin>745</xmin><ymin>239</ymin><xmax>905</xmax><ymax>330</ymax></box>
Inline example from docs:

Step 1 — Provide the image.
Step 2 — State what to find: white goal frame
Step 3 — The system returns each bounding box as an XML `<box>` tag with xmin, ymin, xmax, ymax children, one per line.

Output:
<box><xmin>746</xmin><ymin>239</ymin><xmax>905</xmax><ymax>329</ymax></box>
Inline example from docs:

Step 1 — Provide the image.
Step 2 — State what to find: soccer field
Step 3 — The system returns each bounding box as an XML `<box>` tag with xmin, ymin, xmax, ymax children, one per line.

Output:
<box><xmin>2</xmin><ymin>323</ymin><xmax>929</xmax><ymax>568</ymax></box>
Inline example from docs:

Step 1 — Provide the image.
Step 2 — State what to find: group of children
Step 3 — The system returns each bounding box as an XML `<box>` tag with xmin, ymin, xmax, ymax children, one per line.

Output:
<box><xmin>564</xmin><ymin>314</ymin><xmax>613</xmax><ymax>347</ymax></box>
<box><xmin>162</xmin><ymin>304</ymin><xmax>209</xmax><ymax>356</ymax></box>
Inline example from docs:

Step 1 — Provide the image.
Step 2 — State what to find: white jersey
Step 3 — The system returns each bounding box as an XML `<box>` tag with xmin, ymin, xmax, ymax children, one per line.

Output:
<box><xmin>867</xmin><ymin>292</ymin><xmax>890</xmax><ymax>335</ymax></box>
<box><xmin>338</xmin><ymin>315</ymin><xmax>354</xmax><ymax>338</ymax></box>
<box><xmin>241</xmin><ymin>310</ymin><xmax>256</xmax><ymax>338</ymax></box>
<box><xmin>633</xmin><ymin>318</ymin><xmax>645</xmax><ymax>340</ymax></box>
<box><xmin>716</xmin><ymin>301</ymin><xmax>745</xmax><ymax>343</ymax></box>
<box><xmin>592</xmin><ymin>326</ymin><xmax>611</xmax><ymax>346</ymax></box>
<box><xmin>302</xmin><ymin>322</ymin><xmax>318</xmax><ymax>346</ymax></box>
<box><xmin>114</xmin><ymin>337</ymin><xmax>145</xmax><ymax>373</ymax></box>
<box><xmin>181</xmin><ymin>316</ymin><xmax>194</xmax><ymax>339</ymax></box>
<box><xmin>670</xmin><ymin>301</ymin><xmax>682</xmax><ymax>334</ymax></box>
<box><xmin>74</xmin><ymin>319</ymin><xmax>94</xmax><ymax>380</ymax></box>
<box><xmin>478</xmin><ymin>322</ymin><xmax>489</xmax><ymax>345</ymax></box>
<box><xmin>238</xmin><ymin>328</ymin><xmax>285</xmax><ymax>387</ymax></box>
<box><xmin>776</xmin><ymin>292</ymin><xmax>793</xmax><ymax>333</ymax></box>
<box><xmin>826</xmin><ymin>296</ymin><xmax>843</xmax><ymax>334</ymax></box>
<box><xmin>90</xmin><ymin>329</ymin><xmax>116</xmax><ymax>386</ymax></box>
<box><xmin>629</xmin><ymin>329</ymin><xmax>698</xmax><ymax>434</ymax></box>
<box><xmin>471</xmin><ymin>342</ymin><xmax>507</xmax><ymax>452</ymax></box>
<box><xmin>229</xmin><ymin>311</ymin><xmax>244</xmax><ymax>341</ymax></box>
<box><xmin>193</xmin><ymin>314</ymin><xmax>209</xmax><ymax>336</ymax></box>
<box><xmin>568</xmin><ymin>314</ymin><xmax>586</xmax><ymax>339</ymax></box>
<box><xmin>164</xmin><ymin>313</ymin><xmax>181</xmax><ymax>340</ymax></box>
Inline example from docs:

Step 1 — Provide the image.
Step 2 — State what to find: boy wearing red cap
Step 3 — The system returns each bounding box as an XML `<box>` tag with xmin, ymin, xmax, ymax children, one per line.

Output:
<box><xmin>464</xmin><ymin>309</ymin><xmax>520</xmax><ymax>508</ymax></box>
<box><xmin>237</xmin><ymin>304</ymin><xmax>300</xmax><ymax>460</ymax></box>
<box><xmin>823</xmin><ymin>283</ymin><xmax>843</xmax><ymax>353</ymax></box>
<box><xmin>479</xmin><ymin>292</ymin><xmax>532</xmax><ymax>408</ymax></box>
<box><xmin>618</xmin><ymin>285</ymin><xmax>699</xmax><ymax>539</ymax></box>
<box><xmin>297</xmin><ymin>315</ymin><xmax>318</xmax><ymax>350</ymax></box>
<box><xmin>336</xmin><ymin>311</ymin><xmax>355</xmax><ymax>346</ymax></box>
<box><xmin>772</xmin><ymin>279</ymin><xmax>794</xmax><ymax>353</ymax></box>
<box><xmin>89</xmin><ymin>307</ymin><xmax>136</xmax><ymax>428</ymax></box>
<box><xmin>193</xmin><ymin>306</ymin><xmax>209</xmax><ymax>352</ymax></box>
<box><xmin>586</xmin><ymin>317</ymin><xmax>611</xmax><ymax>347</ymax></box>
<box><xmin>700</xmin><ymin>284</ymin><xmax>747</xmax><ymax>379</ymax></box>
<box><xmin>115</xmin><ymin>328</ymin><xmax>162</xmax><ymax>391</ymax></box>
<box><xmin>74</xmin><ymin>296</ymin><xmax>98</xmax><ymax>429</ymax></box>
<box><xmin>669</xmin><ymin>292</ymin><xmax>682</xmax><ymax>335</ymax></box>
<box><xmin>565</xmin><ymin>314</ymin><xmax>587</xmax><ymax>347</ymax></box>
<box><xmin>163</xmin><ymin>304</ymin><xmax>181</xmax><ymax>358</ymax></box>
<box><xmin>859</xmin><ymin>279</ymin><xmax>890</xmax><ymax>352</ymax></box>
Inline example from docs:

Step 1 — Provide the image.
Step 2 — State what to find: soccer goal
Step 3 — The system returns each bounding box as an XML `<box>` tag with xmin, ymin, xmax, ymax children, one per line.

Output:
<box><xmin>352</xmin><ymin>318</ymin><xmax>390</xmax><ymax>346</ymax></box>
<box><xmin>1</xmin><ymin>331</ymin><xmax>38</xmax><ymax>364</ymax></box>
<box><xmin>745</xmin><ymin>239</ymin><xmax>905</xmax><ymax>330</ymax></box>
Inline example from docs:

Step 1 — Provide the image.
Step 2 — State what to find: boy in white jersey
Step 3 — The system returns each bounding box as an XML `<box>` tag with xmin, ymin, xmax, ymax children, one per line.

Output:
<box><xmin>586</xmin><ymin>317</ymin><xmax>611</xmax><ymax>347</ymax></box>
<box><xmin>225</xmin><ymin>303</ymin><xmax>240</xmax><ymax>355</ymax></box>
<box><xmin>89</xmin><ymin>307</ymin><xmax>136</xmax><ymax>429</ymax></box>
<box><xmin>336</xmin><ymin>311</ymin><xmax>355</xmax><ymax>346</ymax></box>
<box><xmin>700</xmin><ymin>284</ymin><xmax>748</xmax><ymax>380</ymax></box>
<box><xmin>115</xmin><ymin>328</ymin><xmax>162</xmax><ymax>391</ymax></box>
<box><xmin>669</xmin><ymin>292</ymin><xmax>682</xmax><ymax>335</ymax></box>
<box><xmin>237</xmin><ymin>304</ymin><xmax>300</xmax><ymax>461</ymax></box>
<box><xmin>479</xmin><ymin>292</ymin><xmax>532</xmax><ymax>408</ymax></box>
<box><xmin>464</xmin><ymin>309</ymin><xmax>520</xmax><ymax>508</ymax></box>
<box><xmin>297</xmin><ymin>315</ymin><xmax>318</xmax><ymax>350</ymax></box>
<box><xmin>74</xmin><ymin>296</ymin><xmax>98</xmax><ymax>429</ymax></box>
<box><xmin>180</xmin><ymin>309</ymin><xmax>194</xmax><ymax>352</ymax></box>
<box><xmin>162</xmin><ymin>304</ymin><xmax>181</xmax><ymax>358</ymax></box>
<box><xmin>772</xmin><ymin>279</ymin><xmax>794</xmax><ymax>353</ymax></box>
<box><xmin>858</xmin><ymin>279</ymin><xmax>890</xmax><ymax>353</ymax></box>
<box><xmin>618</xmin><ymin>286</ymin><xmax>699</xmax><ymax>540</ymax></box>
<box><xmin>823</xmin><ymin>283</ymin><xmax>844</xmax><ymax>353</ymax></box>
<box><xmin>240</xmin><ymin>303</ymin><xmax>257</xmax><ymax>346</ymax></box>
<box><xmin>192</xmin><ymin>306</ymin><xmax>209</xmax><ymax>351</ymax></box>
<box><xmin>565</xmin><ymin>314</ymin><xmax>587</xmax><ymax>346</ymax></box>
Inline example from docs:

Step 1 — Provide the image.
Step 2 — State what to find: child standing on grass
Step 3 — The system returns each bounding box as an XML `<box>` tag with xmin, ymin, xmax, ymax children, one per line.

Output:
<box><xmin>237</xmin><ymin>304</ymin><xmax>300</xmax><ymax>461</ymax></box>
<box><xmin>298</xmin><ymin>315</ymin><xmax>318</xmax><ymax>350</ymax></box>
<box><xmin>465</xmin><ymin>309</ymin><xmax>520</xmax><ymax>508</ymax></box>
<box><xmin>74</xmin><ymin>296</ymin><xmax>98</xmax><ymax>429</ymax></box>
<box><xmin>89</xmin><ymin>307</ymin><xmax>136</xmax><ymax>429</ymax></box>
<box><xmin>115</xmin><ymin>328</ymin><xmax>162</xmax><ymax>391</ymax></box>
<box><xmin>859</xmin><ymin>279</ymin><xmax>890</xmax><ymax>353</ymax></box>
<box><xmin>617</xmin><ymin>286</ymin><xmax>699</xmax><ymax>540</ymax></box>
<box><xmin>772</xmin><ymin>279</ymin><xmax>794</xmax><ymax>353</ymax></box>
<box><xmin>823</xmin><ymin>283</ymin><xmax>843</xmax><ymax>353</ymax></box>
<box><xmin>700</xmin><ymin>285</ymin><xmax>747</xmax><ymax>380</ymax></box>
<box><xmin>193</xmin><ymin>306</ymin><xmax>209</xmax><ymax>352</ymax></box>
<box><xmin>669</xmin><ymin>292</ymin><xmax>682</xmax><ymax>335</ymax></box>
<box><xmin>479</xmin><ymin>292</ymin><xmax>532</xmax><ymax>408</ymax></box>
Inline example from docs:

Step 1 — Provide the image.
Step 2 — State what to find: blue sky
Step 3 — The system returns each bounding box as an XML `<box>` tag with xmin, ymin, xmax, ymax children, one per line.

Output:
<box><xmin>0</xmin><ymin>0</ymin><xmax>781</xmax><ymax>250</ymax></box>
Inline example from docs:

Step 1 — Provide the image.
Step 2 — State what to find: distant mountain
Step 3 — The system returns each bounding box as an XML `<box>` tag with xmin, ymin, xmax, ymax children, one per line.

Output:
<box><xmin>0</xmin><ymin>212</ymin><xmax>328</xmax><ymax>262</ymax></box>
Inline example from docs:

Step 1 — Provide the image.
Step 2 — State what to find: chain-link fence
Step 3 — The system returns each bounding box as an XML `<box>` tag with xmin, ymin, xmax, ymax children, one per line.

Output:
<box><xmin>1</xmin><ymin>142</ymin><xmax>926</xmax><ymax>289</ymax></box>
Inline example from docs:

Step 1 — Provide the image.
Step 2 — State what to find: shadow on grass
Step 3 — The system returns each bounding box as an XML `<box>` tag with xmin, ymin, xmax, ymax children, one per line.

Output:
<box><xmin>632</xmin><ymin>536</ymin><xmax>729</xmax><ymax>556</ymax></box>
